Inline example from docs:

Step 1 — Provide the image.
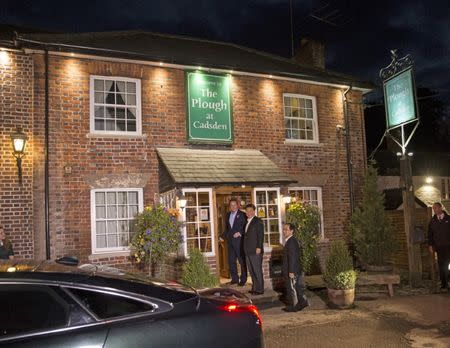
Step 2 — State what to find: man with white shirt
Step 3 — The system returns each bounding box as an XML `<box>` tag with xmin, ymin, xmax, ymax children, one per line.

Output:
<box><xmin>220</xmin><ymin>198</ymin><xmax>247</xmax><ymax>286</ymax></box>
<box><xmin>243</xmin><ymin>204</ymin><xmax>264</xmax><ymax>295</ymax></box>
<box><xmin>428</xmin><ymin>202</ymin><xmax>450</xmax><ymax>290</ymax></box>
<box><xmin>282</xmin><ymin>223</ymin><xmax>309</xmax><ymax>312</ymax></box>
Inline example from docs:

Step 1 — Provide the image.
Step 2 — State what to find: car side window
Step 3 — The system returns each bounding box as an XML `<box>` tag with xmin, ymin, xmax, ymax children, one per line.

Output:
<box><xmin>67</xmin><ymin>288</ymin><xmax>154</xmax><ymax>319</ymax></box>
<box><xmin>0</xmin><ymin>284</ymin><xmax>70</xmax><ymax>337</ymax></box>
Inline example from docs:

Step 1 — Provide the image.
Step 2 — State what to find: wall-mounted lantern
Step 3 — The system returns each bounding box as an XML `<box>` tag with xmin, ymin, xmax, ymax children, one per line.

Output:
<box><xmin>10</xmin><ymin>127</ymin><xmax>28</xmax><ymax>185</ymax></box>
<box><xmin>177</xmin><ymin>194</ymin><xmax>187</xmax><ymax>211</ymax></box>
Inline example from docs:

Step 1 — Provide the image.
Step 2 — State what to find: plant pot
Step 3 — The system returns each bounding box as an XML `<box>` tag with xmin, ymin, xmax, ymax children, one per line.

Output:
<box><xmin>327</xmin><ymin>288</ymin><xmax>355</xmax><ymax>308</ymax></box>
<box><xmin>365</xmin><ymin>264</ymin><xmax>393</xmax><ymax>273</ymax></box>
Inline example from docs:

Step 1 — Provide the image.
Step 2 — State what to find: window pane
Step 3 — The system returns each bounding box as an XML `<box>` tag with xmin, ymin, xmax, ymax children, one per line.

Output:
<box><xmin>116</xmin><ymin>92</ymin><xmax>126</xmax><ymax>105</ymax></box>
<box><xmin>117</xmin><ymin>120</ymin><xmax>126</xmax><ymax>131</ymax></box>
<box><xmin>200</xmin><ymin>238</ymin><xmax>212</xmax><ymax>252</ymax></box>
<box><xmin>128</xmin><ymin>192</ymin><xmax>138</xmax><ymax>204</ymax></box>
<box><xmin>126</xmin><ymin>82</ymin><xmax>136</xmax><ymax>93</ymax></box>
<box><xmin>267</xmin><ymin>191</ymin><xmax>277</xmax><ymax>204</ymax></box>
<box><xmin>97</xmin><ymin>235</ymin><xmax>106</xmax><ymax>248</ymax></box>
<box><xmin>106</xmin><ymin>92</ymin><xmax>115</xmax><ymax>104</ymax></box>
<box><xmin>68</xmin><ymin>288</ymin><xmax>153</xmax><ymax>319</ymax></box>
<box><xmin>127</xmin><ymin>108</ymin><xmax>136</xmax><ymax>120</ymax></box>
<box><xmin>107</xmin><ymin>206</ymin><xmax>117</xmax><ymax>218</ymax></box>
<box><xmin>117</xmin><ymin>192</ymin><xmax>127</xmax><ymax>204</ymax></box>
<box><xmin>292</xmin><ymin>119</ymin><xmax>299</xmax><ymax>130</ymax></box>
<box><xmin>305</xmin><ymin>98</ymin><xmax>313</xmax><ymax>108</ymax></box>
<box><xmin>198</xmin><ymin>192</ymin><xmax>209</xmax><ymax>206</ymax></box>
<box><xmin>186</xmin><ymin>223</ymin><xmax>198</xmax><ymax>238</ymax></box>
<box><xmin>118</xmin><ymin>233</ymin><xmax>129</xmax><ymax>247</ymax></box>
<box><xmin>286</xmin><ymin>129</ymin><xmax>292</xmax><ymax>139</ymax></box>
<box><xmin>298</xmin><ymin>130</ymin><xmax>305</xmax><ymax>139</ymax></box>
<box><xmin>299</xmin><ymin>119</ymin><xmax>306</xmax><ymax>130</ymax></box>
<box><xmin>269</xmin><ymin>233</ymin><xmax>279</xmax><ymax>246</ymax></box>
<box><xmin>95</xmin><ymin>92</ymin><xmax>104</xmax><ymax>103</ymax></box>
<box><xmin>269</xmin><ymin>219</ymin><xmax>279</xmax><ymax>232</ymax></box>
<box><xmin>96</xmin><ymin>192</ymin><xmax>105</xmax><ymax>205</ymax></box>
<box><xmin>106</xmin><ymin>107</ymin><xmax>115</xmax><ymax>119</ymax></box>
<box><xmin>291</xmin><ymin>98</ymin><xmax>299</xmax><ymax>108</ymax></box>
<box><xmin>185</xmin><ymin>192</ymin><xmax>197</xmax><ymax>206</ymax></box>
<box><xmin>118</xmin><ymin>220</ymin><xmax>128</xmax><ymax>232</ymax></box>
<box><xmin>186</xmin><ymin>208</ymin><xmax>197</xmax><ymax>222</ymax></box>
<box><xmin>306</xmin><ymin>120</ymin><xmax>313</xmax><ymax>130</ymax></box>
<box><xmin>268</xmin><ymin>205</ymin><xmax>278</xmax><ymax>217</ymax></box>
<box><xmin>284</xmin><ymin>97</ymin><xmax>291</xmax><ymax>106</ymax></box>
<box><xmin>284</xmin><ymin>107</ymin><xmax>291</xmax><ymax>117</ymax></box>
<box><xmin>118</xmin><ymin>206</ymin><xmax>127</xmax><ymax>218</ymax></box>
<box><xmin>95</xmin><ymin>119</ymin><xmax>105</xmax><ymax>131</ymax></box>
<box><xmin>96</xmin><ymin>221</ymin><xmax>106</xmax><ymax>235</ymax></box>
<box><xmin>105</xmin><ymin>80</ymin><xmax>114</xmax><ymax>92</ymax></box>
<box><xmin>306</xmin><ymin>108</ymin><xmax>313</xmax><ymax>118</ymax></box>
<box><xmin>95</xmin><ymin>106</ymin><xmax>105</xmax><ymax>118</ymax></box>
<box><xmin>96</xmin><ymin>206</ymin><xmax>106</xmax><ymax>219</ymax></box>
<box><xmin>199</xmin><ymin>223</ymin><xmax>211</xmax><ymax>237</ymax></box>
<box><xmin>306</xmin><ymin>131</ymin><xmax>313</xmax><ymax>140</ymax></box>
<box><xmin>107</xmin><ymin>221</ymin><xmax>117</xmax><ymax>234</ymax></box>
<box><xmin>107</xmin><ymin>192</ymin><xmax>116</xmax><ymax>204</ymax></box>
<box><xmin>116</xmin><ymin>108</ymin><xmax>126</xmax><ymax>119</ymax></box>
<box><xmin>291</xmin><ymin>108</ymin><xmax>300</xmax><ymax>118</ymax></box>
<box><xmin>292</xmin><ymin>129</ymin><xmax>299</xmax><ymax>139</ymax></box>
<box><xmin>108</xmin><ymin>234</ymin><xmax>118</xmax><ymax>247</ymax></box>
<box><xmin>127</xmin><ymin>121</ymin><xmax>137</xmax><ymax>132</ymax></box>
<box><xmin>116</xmin><ymin>81</ymin><xmax>125</xmax><ymax>93</ymax></box>
<box><xmin>126</xmin><ymin>94</ymin><xmax>136</xmax><ymax>105</ymax></box>
<box><xmin>299</xmin><ymin>98</ymin><xmax>306</xmax><ymax>108</ymax></box>
<box><xmin>187</xmin><ymin>239</ymin><xmax>198</xmax><ymax>252</ymax></box>
<box><xmin>94</xmin><ymin>79</ymin><xmax>104</xmax><ymax>91</ymax></box>
<box><xmin>105</xmin><ymin>120</ymin><xmax>115</xmax><ymax>131</ymax></box>
<box><xmin>256</xmin><ymin>191</ymin><xmax>266</xmax><ymax>204</ymax></box>
<box><xmin>129</xmin><ymin>205</ymin><xmax>138</xmax><ymax>217</ymax></box>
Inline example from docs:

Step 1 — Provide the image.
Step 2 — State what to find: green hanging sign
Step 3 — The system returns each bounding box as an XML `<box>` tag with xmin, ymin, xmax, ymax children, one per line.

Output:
<box><xmin>186</xmin><ymin>72</ymin><xmax>233</xmax><ymax>143</ymax></box>
<box><xmin>384</xmin><ymin>68</ymin><xmax>417</xmax><ymax>129</ymax></box>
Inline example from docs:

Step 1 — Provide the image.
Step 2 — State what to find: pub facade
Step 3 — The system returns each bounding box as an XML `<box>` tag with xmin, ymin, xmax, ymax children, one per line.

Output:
<box><xmin>0</xmin><ymin>30</ymin><xmax>372</xmax><ymax>286</ymax></box>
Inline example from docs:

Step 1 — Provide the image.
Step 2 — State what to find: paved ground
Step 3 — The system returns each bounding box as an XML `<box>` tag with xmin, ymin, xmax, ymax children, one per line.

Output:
<box><xmin>260</xmin><ymin>292</ymin><xmax>450</xmax><ymax>348</ymax></box>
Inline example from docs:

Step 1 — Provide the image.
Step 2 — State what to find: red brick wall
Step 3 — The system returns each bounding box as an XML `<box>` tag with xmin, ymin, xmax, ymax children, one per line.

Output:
<box><xmin>0</xmin><ymin>51</ymin><xmax>34</xmax><ymax>259</ymax></box>
<box><xmin>25</xmin><ymin>54</ymin><xmax>366</xmax><ymax>279</ymax></box>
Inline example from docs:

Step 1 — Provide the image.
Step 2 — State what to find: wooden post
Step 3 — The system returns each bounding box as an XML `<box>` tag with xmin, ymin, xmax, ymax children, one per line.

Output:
<box><xmin>400</xmin><ymin>155</ymin><xmax>422</xmax><ymax>286</ymax></box>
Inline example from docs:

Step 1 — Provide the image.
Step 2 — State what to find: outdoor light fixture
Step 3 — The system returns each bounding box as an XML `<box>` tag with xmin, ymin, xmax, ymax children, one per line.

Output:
<box><xmin>10</xmin><ymin>127</ymin><xmax>28</xmax><ymax>185</ymax></box>
<box><xmin>178</xmin><ymin>195</ymin><xmax>187</xmax><ymax>211</ymax></box>
<box><xmin>396</xmin><ymin>152</ymin><xmax>402</xmax><ymax>157</ymax></box>
<box><xmin>425</xmin><ymin>177</ymin><xmax>433</xmax><ymax>184</ymax></box>
<box><xmin>408</xmin><ymin>152</ymin><xmax>414</xmax><ymax>157</ymax></box>
<box><xmin>282</xmin><ymin>195</ymin><xmax>292</xmax><ymax>204</ymax></box>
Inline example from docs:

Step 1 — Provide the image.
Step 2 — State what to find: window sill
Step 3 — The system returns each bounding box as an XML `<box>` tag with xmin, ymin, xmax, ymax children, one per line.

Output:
<box><xmin>89</xmin><ymin>250</ymin><xmax>131</xmax><ymax>260</ymax></box>
<box><xmin>284</xmin><ymin>139</ymin><xmax>322</xmax><ymax>146</ymax></box>
<box><xmin>86</xmin><ymin>133</ymin><xmax>147</xmax><ymax>139</ymax></box>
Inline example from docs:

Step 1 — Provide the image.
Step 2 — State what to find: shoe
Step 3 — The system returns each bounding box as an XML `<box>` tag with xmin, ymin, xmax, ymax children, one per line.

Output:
<box><xmin>238</xmin><ymin>282</ymin><xmax>246</xmax><ymax>287</ymax></box>
<box><xmin>282</xmin><ymin>307</ymin><xmax>296</xmax><ymax>312</ymax></box>
<box><xmin>295</xmin><ymin>301</ymin><xmax>309</xmax><ymax>312</ymax></box>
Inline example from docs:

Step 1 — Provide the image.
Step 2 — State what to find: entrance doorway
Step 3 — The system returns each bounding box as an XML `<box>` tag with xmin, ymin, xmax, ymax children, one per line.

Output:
<box><xmin>215</xmin><ymin>189</ymin><xmax>252</xmax><ymax>279</ymax></box>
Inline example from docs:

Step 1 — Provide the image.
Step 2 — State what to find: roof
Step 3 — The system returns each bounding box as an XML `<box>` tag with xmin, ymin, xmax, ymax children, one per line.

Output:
<box><xmin>10</xmin><ymin>29</ymin><xmax>372</xmax><ymax>90</ymax></box>
<box><xmin>383</xmin><ymin>188</ymin><xmax>427</xmax><ymax>210</ymax></box>
<box><xmin>156</xmin><ymin>147</ymin><xmax>295</xmax><ymax>188</ymax></box>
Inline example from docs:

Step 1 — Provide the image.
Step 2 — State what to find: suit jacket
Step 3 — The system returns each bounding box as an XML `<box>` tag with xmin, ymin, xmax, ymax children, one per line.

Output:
<box><xmin>282</xmin><ymin>235</ymin><xmax>301</xmax><ymax>277</ymax></box>
<box><xmin>221</xmin><ymin>209</ymin><xmax>247</xmax><ymax>242</ymax></box>
<box><xmin>428</xmin><ymin>211</ymin><xmax>450</xmax><ymax>248</ymax></box>
<box><xmin>243</xmin><ymin>216</ymin><xmax>264</xmax><ymax>255</ymax></box>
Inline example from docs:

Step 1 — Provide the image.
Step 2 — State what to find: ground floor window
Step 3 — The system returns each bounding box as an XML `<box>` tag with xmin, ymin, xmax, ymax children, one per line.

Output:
<box><xmin>254</xmin><ymin>187</ymin><xmax>282</xmax><ymax>247</ymax></box>
<box><xmin>182</xmin><ymin>188</ymin><xmax>215</xmax><ymax>257</ymax></box>
<box><xmin>288</xmin><ymin>187</ymin><xmax>324</xmax><ymax>239</ymax></box>
<box><xmin>90</xmin><ymin>188</ymin><xmax>143</xmax><ymax>254</ymax></box>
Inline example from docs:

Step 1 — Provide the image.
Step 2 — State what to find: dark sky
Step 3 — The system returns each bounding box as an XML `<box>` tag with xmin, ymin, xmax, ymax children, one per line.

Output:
<box><xmin>1</xmin><ymin>0</ymin><xmax>449</xmax><ymax>142</ymax></box>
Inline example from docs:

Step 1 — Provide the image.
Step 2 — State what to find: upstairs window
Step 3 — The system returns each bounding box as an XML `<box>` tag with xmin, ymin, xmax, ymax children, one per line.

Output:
<box><xmin>90</xmin><ymin>76</ymin><xmax>141</xmax><ymax>135</ymax></box>
<box><xmin>283</xmin><ymin>94</ymin><xmax>318</xmax><ymax>143</ymax></box>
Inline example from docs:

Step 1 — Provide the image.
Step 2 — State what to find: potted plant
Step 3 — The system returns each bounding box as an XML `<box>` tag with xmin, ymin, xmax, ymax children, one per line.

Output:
<box><xmin>286</xmin><ymin>201</ymin><xmax>321</xmax><ymax>275</ymax></box>
<box><xmin>130</xmin><ymin>205</ymin><xmax>183</xmax><ymax>278</ymax></box>
<box><xmin>182</xmin><ymin>248</ymin><xmax>218</xmax><ymax>289</ymax></box>
<box><xmin>350</xmin><ymin>161</ymin><xmax>396</xmax><ymax>271</ymax></box>
<box><xmin>323</xmin><ymin>240</ymin><xmax>357</xmax><ymax>308</ymax></box>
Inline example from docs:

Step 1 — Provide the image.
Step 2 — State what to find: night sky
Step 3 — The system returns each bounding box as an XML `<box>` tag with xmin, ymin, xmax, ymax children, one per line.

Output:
<box><xmin>1</xmin><ymin>0</ymin><xmax>449</xmax><ymax>151</ymax></box>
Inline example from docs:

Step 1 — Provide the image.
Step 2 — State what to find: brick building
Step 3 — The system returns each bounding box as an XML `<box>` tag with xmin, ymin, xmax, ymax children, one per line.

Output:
<box><xmin>0</xmin><ymin>29</ymin><xmax>372</xmax><ymax>286</ymax></box>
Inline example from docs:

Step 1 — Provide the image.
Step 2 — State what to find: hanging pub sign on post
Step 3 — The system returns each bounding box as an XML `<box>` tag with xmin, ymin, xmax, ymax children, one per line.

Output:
<box><xmin>186</xmin><ymin>72</ymin><xmax>233</xmax><ymax>144</ymax></box>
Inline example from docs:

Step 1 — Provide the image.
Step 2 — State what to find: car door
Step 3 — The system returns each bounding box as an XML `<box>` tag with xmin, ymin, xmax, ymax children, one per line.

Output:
<box><xmin>0</xmin><ymin>283</ymin><xmax>108</xmax><ymax>348</ymax></box>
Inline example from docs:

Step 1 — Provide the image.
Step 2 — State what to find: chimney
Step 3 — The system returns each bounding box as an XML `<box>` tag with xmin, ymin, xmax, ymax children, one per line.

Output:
<box><xmin>293</xmin><ymin>38</ymin><xmax>326</xmax><ymax>69</ymax></box>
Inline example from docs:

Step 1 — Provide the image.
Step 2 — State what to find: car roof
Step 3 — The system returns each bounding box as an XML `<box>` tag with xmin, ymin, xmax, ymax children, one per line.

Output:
<box><xmin>0</xmin><ymin>260</ymin><xmax>197</xmax><ymax>304</ymax></box>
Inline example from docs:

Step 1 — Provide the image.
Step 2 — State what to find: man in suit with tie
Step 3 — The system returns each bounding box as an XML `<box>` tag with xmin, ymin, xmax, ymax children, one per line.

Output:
<box><xmin>220</xmin><ymin>198</ymin><xmax>247</xmax><ymax>286</ymax></box>
<box><xmin>244</xmin><ymin>203</ymin><xmax>264</xmax><ymax>295</ymax></box>
<box><xmin>282</xmin><ymin>223</ymin><xmax>309</xmax><ymax>312</ymax></box>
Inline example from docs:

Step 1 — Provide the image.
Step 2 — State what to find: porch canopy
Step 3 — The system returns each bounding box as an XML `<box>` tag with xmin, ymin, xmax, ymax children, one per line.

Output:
<box><xmin>157</xmin><ymin>147</ymin><xmax>295</xmax><ymax>191</ymax></box>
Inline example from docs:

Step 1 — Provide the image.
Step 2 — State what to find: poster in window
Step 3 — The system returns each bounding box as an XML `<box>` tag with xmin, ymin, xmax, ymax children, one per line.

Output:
<box><xmin>200</xmin><ymin>208</ymin><xmax>209</xmax><ymax>221</ymax></box>
<box><xmin>257</xmin><ymin>206</ymin><xmax>266</xmax><ymax>218</ymax></box>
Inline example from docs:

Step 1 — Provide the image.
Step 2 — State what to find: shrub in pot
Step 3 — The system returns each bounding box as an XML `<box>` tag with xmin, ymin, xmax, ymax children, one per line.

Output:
<box><xmin>182</xmin><ymin>248</ymin><xmax>218</xmax><ymax>289</ymax></box>
<box><xmin>323</xmin><ymin>240</ymin><xmax>357</xmax><ymax>308</ymax></box>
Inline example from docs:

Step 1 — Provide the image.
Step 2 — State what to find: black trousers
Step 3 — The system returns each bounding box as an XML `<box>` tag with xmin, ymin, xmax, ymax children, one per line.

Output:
<box><xmin>285</xmin><ymin>274</ymin><xmax>308</xmax><ymax>308</ymax></box>
<box><xmin>247</xmin><ymin>254</ymin><xmax>264</xmax><ymax>293</ymax></box>
<box><xmin>227</xmin><ymin>242</ymin><xmax>247</xmax><ymax>283</ymax></box>
<box><xmin>436</xmin><ymin>246</ymin><xmax>450</xmax><ymax>288</ymax></box>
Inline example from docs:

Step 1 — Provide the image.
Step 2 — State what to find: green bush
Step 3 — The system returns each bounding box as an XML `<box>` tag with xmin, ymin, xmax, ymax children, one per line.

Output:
<box><xmin>350</xmin><ymin>161</ymin><xmax>396</xmax><ymax>266</ymax></box>
<box><xmin>323</xmin><ymin>240</ymin><xmax>357</xmax><ymax>290</ymax></box>
<box><xmin>286</xmin><ymin>202</ymin><xmax>321</xmax><ymax>274</ymax></box>
<box><xmin>182</xmin><ymin>248</ymin><xmax>218</xmax><ymax>288</ymax></box>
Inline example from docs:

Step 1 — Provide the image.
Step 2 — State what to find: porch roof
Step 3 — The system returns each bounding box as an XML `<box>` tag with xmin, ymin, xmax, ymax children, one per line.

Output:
<box><xmin>156</xmin><ymin>147</ymin><xmax>295</xmax><ymax>189</ymax></box>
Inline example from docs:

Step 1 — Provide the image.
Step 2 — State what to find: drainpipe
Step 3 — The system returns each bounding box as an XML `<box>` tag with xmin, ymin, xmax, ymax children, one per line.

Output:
<box><xmin>45</xmin><ymin>49</ymin><xmax>50</xmax><ymax>260</ymax></box>
<box><xmin>342</xmin><ymin>85</ymin><xmax>355</xmax><ymax>213</ymax></box>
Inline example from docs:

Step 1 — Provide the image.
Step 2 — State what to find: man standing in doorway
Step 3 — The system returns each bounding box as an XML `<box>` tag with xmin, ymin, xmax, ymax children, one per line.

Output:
<box><xmin>282</xmin><ymin>223</ymin><xmax>309</xmax><ymax>312</ymax></box>
<box><xmin>244</xmin><ymin>204</ymin><xmax>264</xmax><ymax>295</ymax></box>
<box><xmin>428</xmin><ymin>202</ymin><xmax>450</xmax><ymax>291</ymax></box>
<box><xmin>220</xmin><ymin>198</ymin><xmax>247</xmax><ymax>286</ymax></box>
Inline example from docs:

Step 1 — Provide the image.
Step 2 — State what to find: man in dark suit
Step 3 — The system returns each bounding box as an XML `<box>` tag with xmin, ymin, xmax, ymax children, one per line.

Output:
<box><xmin>220</xmin><ymin>198</ymin><xmax>247</xmax><ymax>285</ymax></box>
<box><xmin>282</xmin><ymin>223</ymin><xmax>309</xmax><ymax>312</ymax></box>
<box><xmin>243</xmin><ymin>204</ymin><xmax>264</xmax><ymax>295</ymax></box>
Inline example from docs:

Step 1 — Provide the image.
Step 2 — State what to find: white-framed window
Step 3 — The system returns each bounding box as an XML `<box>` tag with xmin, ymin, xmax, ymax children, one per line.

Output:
<box><xmin>90</xmin><ymin>75</ymin><xmax>141</xmax><ymax>135</ymax></box>
<box><xmin>182</xmin><ymin>188</ymin><xmax>215</xmax><ymax>257</ymax></box>
<box><xmin>254</xmin><ymin>187</ymin><xmax>282</xmax><ymax>247</ymax></box>
<box><xmin>90</xmin><ymin>188</ymin><xmax>144</xmax><ymax>254</ymax></box>
<box><xmin>288</xmin><ymin>187</ymin><xmax>324</xmax><ymax>239</ymax></box>
<box><xmin>283</xmin><ymin>93</ymin><xmax>318</xmax><ymax>143</ymax></box>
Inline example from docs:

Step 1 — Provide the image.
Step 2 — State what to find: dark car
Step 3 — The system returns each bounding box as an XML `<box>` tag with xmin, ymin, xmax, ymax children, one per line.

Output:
<box><xmin>0</xmin><ymin>260</ymin><xmax>263</xmax><ymax>347</ymax></box>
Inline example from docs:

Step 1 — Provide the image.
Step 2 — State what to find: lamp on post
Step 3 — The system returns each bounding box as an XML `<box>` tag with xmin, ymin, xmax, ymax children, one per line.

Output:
<box><xmin>10</xmin><ymin>127</ymin><xmax>28</xmax><ymax>185</ymax></box>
